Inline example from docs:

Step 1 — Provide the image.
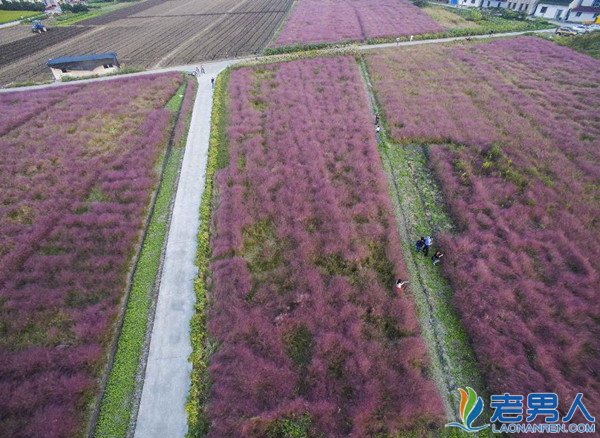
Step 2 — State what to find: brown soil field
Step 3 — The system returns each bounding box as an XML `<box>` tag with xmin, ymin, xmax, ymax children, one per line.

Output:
<box><xmin>0</xmin><ymin>0</ymin><xmax>292</xmax><ymax>86</ymax></box>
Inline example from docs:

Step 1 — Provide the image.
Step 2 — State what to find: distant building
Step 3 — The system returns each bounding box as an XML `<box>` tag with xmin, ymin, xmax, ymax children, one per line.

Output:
<box><xmin>567</xmin><ymin>0</ymin><xmax>600</xmax><ymax>21</ymax></box>
<box><xmin>532</xmin><ymin>0</ymin><xmax>600</xmax><ymax>20</ymax></box>
<box><xmin>483</xmin><ymin>0</ymin><xmax>507</xmax><ymax>7</ymax></box>
<box><xmin>47</xmin><ymin>53</ymin><xmax>119</xmax><ymax>81</ymax></box>
<box><xmin>533</xmin><ymin>0</ymin><xmax>572</xmax><ymax>19</ymax></box>
<box><xmin>505</xmin><ymin>0</ymin><xmax>537</xmax><ymax>13</ymax></box>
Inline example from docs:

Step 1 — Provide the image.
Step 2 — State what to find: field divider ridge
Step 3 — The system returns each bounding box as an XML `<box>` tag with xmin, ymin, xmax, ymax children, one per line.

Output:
<box><xmin>357</xmin><ymin>55</ymin><xmax>490</xmax><ymax>427</ymax></box>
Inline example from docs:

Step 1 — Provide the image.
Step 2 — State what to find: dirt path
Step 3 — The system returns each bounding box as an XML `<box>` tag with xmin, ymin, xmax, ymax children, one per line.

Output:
<box><xmin>357</xmin><ymin>57</ymin><xmax>487</xmax><ymax>421</ymax></box>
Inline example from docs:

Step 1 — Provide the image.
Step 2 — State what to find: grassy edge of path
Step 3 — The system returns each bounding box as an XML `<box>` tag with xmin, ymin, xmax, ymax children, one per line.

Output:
<box><xmin>357</xmin><ymin>56</ymin><xmax>493</xmax><ymax>437</ymax></box>
<box><xmin>186</xmin><ymin>68</ymin><xmax>231</xmax><ymax>438</ymax></box>
<box><xmin>92</xmin><ymin>76</ymin><xmax>196</xmax><ymax>438</ymax></box>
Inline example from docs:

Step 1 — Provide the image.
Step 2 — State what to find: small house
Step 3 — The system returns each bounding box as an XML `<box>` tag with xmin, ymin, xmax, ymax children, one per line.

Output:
<box><xmin>567</xmin><ymin>0</ymin><xmax>600</xmax><ymax>22</ymax></box>
<box><xmin>47</xmin><ymin>53</ymin><xmax>119</xmax><ymax>81</ymax></box>
<box><xmin>533</xmin><ymin>0</ymin><xmax>574</xmax><ymax>19</ymax></box>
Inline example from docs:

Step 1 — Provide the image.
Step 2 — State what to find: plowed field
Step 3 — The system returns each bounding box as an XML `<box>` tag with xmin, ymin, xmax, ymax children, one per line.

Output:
<box><xmin>0</xmin><ymin>0</ymin><xmax>292</xmax><ymax>86</ymax></box>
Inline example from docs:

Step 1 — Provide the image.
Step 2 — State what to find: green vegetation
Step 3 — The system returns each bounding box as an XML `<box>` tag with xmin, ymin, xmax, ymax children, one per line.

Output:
<box><xmin>283</xmin><ymin>325</ymin><xmax>314</xmax><ymax>368</ymax></box>
<box><xmin>186</xmin><ymin>68</ymin><xmax>231</xmax><ymax>438</ymax></box>
<box><xmin>548</xmin><ymin>31</ymin><xmax>600</xmax><ymax>58</ymax></box>
<box><xmin>358</xmin><ymin>58</ymin><xmax>488</xmax><ymax>428</ymax></box>
<box><xmin>94</xmin><ymin>77</ymin><xmax>194</xmax><ymax>438</ymax></box>
<box><xmin>52</xmin><ymin>0</ymin><xmax>130</xmax><ymax>26</ymax></box>
<box><xmin>0</xmin><ymin>10</ymin><xmax>39</xmax><ymax>23</ymax></box>
<box><xmin>265</xmin><ymin>413</ymin><xmax>312</xmax><ymax>438</ymax></box>
<box><xmin>417</xmin><ymin>5</ymin><xmax>552</xmax><ymax>38</ymax></box>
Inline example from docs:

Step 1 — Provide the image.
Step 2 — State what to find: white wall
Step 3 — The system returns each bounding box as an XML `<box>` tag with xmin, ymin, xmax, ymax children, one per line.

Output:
<box><xmin>533</xmin><ymin>3</ymin><xmax>569</xmax><ymax>18</ymax></box>
<box><xmin>568</xmin><ymin>10</ymin><xmax>598</xmax><ymax>21</ymax></box>
<box><xmin>50</xmin><ymin>64</ymin><xmax>119</xmax><ymax>81</ymax></box>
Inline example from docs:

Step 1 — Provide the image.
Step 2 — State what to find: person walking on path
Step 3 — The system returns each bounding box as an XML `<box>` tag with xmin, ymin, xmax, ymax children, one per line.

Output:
<box><xmin>194</xmin><ymin>66</ymin><xmax>200</xmax><ymax>76</ymax></box>
<box><xmin>415</xmin><ymin>236</ymin><xmax>425</xmax><ymax>253</ymax></box>
<box><xmin>432</xmin><ymin>251</ymin><xmax>444</xmax><ymax>265</ymax></box>
<box><xmin>211</xmin><ymin>77</ymin><xmax>215</xmax><ymax>88</ymax></box>
<box><xmin>396</xmin><ymin>279</ymin><xmax>409</xmax><ymax>293</ymax></box>
<box><xmin>423</xmin><ymin>235</ymin><xmax>432</xmax><ymax>256</ymax></box>
<box><xmin>200</xmin><ymin>65</ymin><xmax>205</xmax><ymax>74</ymax></box>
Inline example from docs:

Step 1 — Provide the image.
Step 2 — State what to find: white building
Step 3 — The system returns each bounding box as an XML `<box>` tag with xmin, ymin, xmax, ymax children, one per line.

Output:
<box><xmin>505</xmin><ymin>0</ymin><xmax>538</xmax><ymax>14</ymax></box>
<box><xmin>533</xmin><ymin>0</ymin><xmax>600</xmax><ymax>21</ymax></box>
<box><xmin>47</xmin><ymin>53</ymin><xmax>119</xmax><ymax>81</ymax></box>
<box><xmin>458</xmin><ymin>0</ymin><xmax>507</xmax><ymax>7</ymax></box>
<box><xmin>567</xmin><ymin>0</ymin><xmax>600</xmax><ymax>21</ymax></box>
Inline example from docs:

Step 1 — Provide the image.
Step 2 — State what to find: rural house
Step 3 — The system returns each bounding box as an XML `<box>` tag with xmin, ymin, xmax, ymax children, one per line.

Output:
<box><xmin>505</xmin><ymin>0</ymin><xmax>537</xmax><ymax>14</ymax></box>
<box><xmin>458</xmin><ymin>0</ymin><xmax>507</xmax><ymax>7</ymax></box>
<box><xmin>47</xmin><ymin>52</ymin><xmax>119</xmax><ymax>80</ymax></box>
<box><xmin>532</xmin><ymin>0</ymin><xmax>572</xmax><ymax>19</ymax></box>
<box><xmin>567</xmin><ymin>0</ymin><xmax>600</xmax><ymax>21</ymax></box>
<box><xmin>533</xmin><ymin>0</ymin><xmax>600</xmax><ymax>20</ymax></box>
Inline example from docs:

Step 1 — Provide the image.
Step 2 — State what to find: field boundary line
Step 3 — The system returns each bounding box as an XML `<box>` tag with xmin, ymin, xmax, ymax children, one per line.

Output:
<box><xmin>357</xmin><ymin>56</ymin><xmax>489</xmax><ymax>425</ymax></box>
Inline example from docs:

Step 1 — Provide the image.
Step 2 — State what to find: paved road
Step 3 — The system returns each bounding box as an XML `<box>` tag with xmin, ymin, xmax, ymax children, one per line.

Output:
<box><xmin>0</xmin><ymin>27</ymin><xmax>555</xmax><ymax>94</ymax></box>
<box><xmin>133</xmin><ymin>60</ymin><xmax>232</xmax><ymax>438</ymax></box>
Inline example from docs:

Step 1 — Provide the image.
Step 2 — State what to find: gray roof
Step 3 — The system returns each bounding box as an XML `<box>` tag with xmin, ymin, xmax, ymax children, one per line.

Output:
<box><xmin>537</xmin><ymin>0</ymin><xmax>572</xmax><ymax>6</ymax></box>
<box><xmin>47</xmin><ymin>52</ymin><xmax>118</xmax><ymax>68</ymax></box>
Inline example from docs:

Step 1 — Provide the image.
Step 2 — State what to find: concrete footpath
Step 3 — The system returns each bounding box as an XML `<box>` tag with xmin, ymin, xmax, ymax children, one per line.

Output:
<box><xmin>133</xmin><ymin>61</ymin><xmax>231</xmax><ymax>438</ymax></box>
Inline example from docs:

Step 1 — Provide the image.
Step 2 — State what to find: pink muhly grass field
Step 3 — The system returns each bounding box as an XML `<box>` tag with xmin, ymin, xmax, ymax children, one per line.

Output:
<box><xmin>274</xmin><ymin>0</ymin><xmax>443</xmax><ymax>46</ymax></box>
<box><xmin>367</xmin><ymin>37</ymin><xmax>600</xmax><ymax>414</ymax></box>
<box><xmin>0</xmin><ymin>73</ymin><xmax>182</xmax><ymax>437</ymax></box>
<box><xmin>206</xmin><ymin>57</ymin><xmax>444</xmax><ymax>436</ymax></box>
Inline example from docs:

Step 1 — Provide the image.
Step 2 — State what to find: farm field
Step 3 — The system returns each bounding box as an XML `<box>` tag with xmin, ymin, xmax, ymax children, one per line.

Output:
<box><xmin>0</xmin><ymin>10</ymin><xmax>39</xmax><ymax>24</ymax></box>
<box><xmin>274</xmin><ymin>0</ymin><xmax>443</xmax><ymax>46</ymax></box>
<box><xmin>0</xmin><ymin>0</ymin><xmax>293</xmax><ymax>86</ymax></box>
<box><xmin>190</xmin><ymin>57</ymin><xmax>445</xmax><ymax>436</ymax></box>
<box><xmin>0</xmin><ymin>73</ymin><xmax>184</xmax><ymax>437</ymax></box>
<box><xmin>366</xmin><ymin>37</ymin><xmax>600</xmax><ymax>418</ymax></box>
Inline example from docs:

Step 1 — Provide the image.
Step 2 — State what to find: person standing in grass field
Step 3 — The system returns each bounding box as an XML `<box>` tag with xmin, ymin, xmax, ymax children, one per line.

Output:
<box><xmin>416</xmin><ymin>236</ymin><xmax>425</xmax><ymax>253</ymax></box>
<box><xmin>396</xmin><ymin>279</ymin><xmax>409</xmax><ymax>293</ymax></box>
<box><xmin>432</xmin><ymin>251</ymin><xmax>444</xmax><ymax>265</ymax></box>
<box><xmin>423</xmin><ymin>235</ymin><xmax>432</xmax><ymax>256</ymax></box>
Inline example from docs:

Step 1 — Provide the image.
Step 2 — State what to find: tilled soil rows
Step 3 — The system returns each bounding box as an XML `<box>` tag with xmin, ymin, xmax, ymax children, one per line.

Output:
<box><xmin>0</xmin><ymin>27</ymin><xmax>91</xmax><ymax>69</ymax></box>
<box><xmin>0</xmin><ymin>0</ymin><xmax>292</xmax><ymax>86</ymax></box>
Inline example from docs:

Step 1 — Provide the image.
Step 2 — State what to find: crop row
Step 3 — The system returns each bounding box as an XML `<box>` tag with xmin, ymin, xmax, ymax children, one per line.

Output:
<box><xmin>0</xmin><ymin>26</ymin><xmax>91</xmax><ymax>69</ymax></box>
<box><xmin>193</xmin><ymin>56</ymin><xmax>444</xmax><ymax>436</ymax></box>
<box><xmin>366</xmin><ymin>37</ymin><xmax>600</xmax><ymax>417</ymax></box>
<box><xmin>0</xmin><ymin>73</ymin><xmax>183</xmax><ymax>437</ymax></box>
<box><xmin>0</xmin><ymin>0</ymin><xmax>293</xmax><ymax>85</ymax></box>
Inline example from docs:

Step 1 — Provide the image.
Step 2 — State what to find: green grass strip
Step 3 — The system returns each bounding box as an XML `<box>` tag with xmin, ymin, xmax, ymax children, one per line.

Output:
<box><xmin>0</xmin><ymin>10</ymin><xmax>39</xmax><ymax>24</ymax></box>
<box><xmin>94</xmin><ymin>77</ymin><xmax>194</xmax><ymax>438</ymax></box>
<box><xmin>186</xmin><ymin>68</ymin><xmax>231</xmax><ymax>438</ymax></box>
<box><xmin>358</xmin><ymin>58</ymin><xmax>492</xmax><ymax>437</ymax></box>
<box><xmin>545</xmin><ymin>32</ymin><xmax>600</xmax><ymax>59</ymax></box>
<box><xmin>53</xmin><ymin>1</ymin><xmax>131</xmax><ymax>26</ymax></box>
